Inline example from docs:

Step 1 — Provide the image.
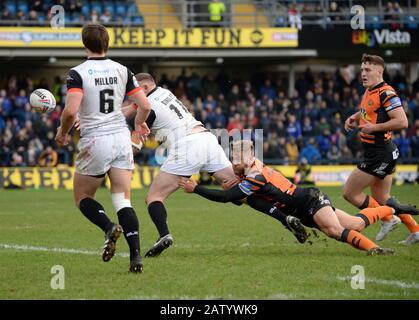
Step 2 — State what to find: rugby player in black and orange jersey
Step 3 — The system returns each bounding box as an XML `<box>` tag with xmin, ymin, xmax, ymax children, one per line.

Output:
<box><xmin>343</xmin><ymin>54</ymin><xmax>419</xmax><ymax>245</ymax></box>
<box><xmin>179</xmin><ymin>141</ymin><xmax>419</xmax><ymax>255</ymax></box>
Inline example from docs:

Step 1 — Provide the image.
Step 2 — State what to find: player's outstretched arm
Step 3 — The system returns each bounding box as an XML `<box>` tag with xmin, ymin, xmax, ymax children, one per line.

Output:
<box><xmin>179</xmin><ymin>178</ymin><xmax>247</xmax><ymax>203</ymax></box>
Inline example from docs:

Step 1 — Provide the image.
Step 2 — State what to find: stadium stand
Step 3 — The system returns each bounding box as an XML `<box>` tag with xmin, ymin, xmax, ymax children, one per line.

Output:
<box><xmin>0</xmin><ymin>0</ymin><xmax>145</xmax><ymax>27</ymax></box>
<box><xmin>0</xmin><ymin>1</ymin><xmax>417</xmax><ymax>29</ymax></box>
<box><xmin>0</xmin><ymin>1</ymin><xmax>418</xmax><ymax>167</ymax></box>
<box><xmin>269</xmin><ymin>0</ymin><xmax>419</xmax><ymax>29</ymax></box>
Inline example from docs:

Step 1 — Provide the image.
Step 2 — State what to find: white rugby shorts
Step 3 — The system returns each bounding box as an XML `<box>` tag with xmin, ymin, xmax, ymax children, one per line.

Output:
<box><xmin>75</xmin><ymin>129</ymin><xmax>134</xmax><ymax>176</ymax></box>
<box><xmin>160</xmin><ymin>131</ymin><xmax>231</xmax><ymax>176</ymax></box>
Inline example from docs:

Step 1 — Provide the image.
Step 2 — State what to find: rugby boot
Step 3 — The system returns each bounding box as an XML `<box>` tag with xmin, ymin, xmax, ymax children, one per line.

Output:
<box><xmin>286</xmin><ymin>216</ymin><xmax>309</xmax><ymax>244</ymax></box>
<box><xmin>102</xmin><ymin>223</ymin><xmax>123</xmax><ymax>262</ymax></box>
<box><xmin>129</xmin><ymin>255</ymin><xmax>144</xmax><ymax>273</ymax></box>
<box><xmin>376</xmin><ymin>215</ymin><xmax>401</xmax><ymax>241</ymax></box>
<box><xmin>386</xmin><ymin>197</ymin><xmax>419</xmax><ymax>216</ymax></box>
<box><xmin>399</xmin><ymin>232</ymin><xmax>419</xmax><ymax>245</ymax></box>
<box><xmin>145</xmin><ymin>234</ymin><xmax>174</xmax><ymax>257</ymax></box>
<box><xmin>366</xmin><ymin>247</ymin><xmax>395</xmax><ymax>256</ymax></box>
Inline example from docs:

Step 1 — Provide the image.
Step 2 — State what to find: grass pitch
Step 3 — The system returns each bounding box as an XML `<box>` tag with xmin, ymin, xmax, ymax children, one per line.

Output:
<box><xmin>0</xmin><ymin>185</ymin><xmax>418</xmax><ymax>300</ymax></box>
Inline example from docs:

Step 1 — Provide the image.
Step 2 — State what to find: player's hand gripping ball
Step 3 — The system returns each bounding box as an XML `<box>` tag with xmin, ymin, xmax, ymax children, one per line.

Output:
<box><xmin>30</xmin><ymin>89</ymin><xmax>56</xmax><ymax>113</ymax></box>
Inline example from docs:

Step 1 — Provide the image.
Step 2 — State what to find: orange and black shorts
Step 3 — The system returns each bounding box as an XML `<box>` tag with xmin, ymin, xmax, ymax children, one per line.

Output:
<box><xmin>291</xmin><ymin>187</ymin><xmax>335</xmax><ymax>228</ymax></box>
<box><xmin>357</xmin><ymin>144</ymin><xmax>399</xmax><ymax>179</ymax></box>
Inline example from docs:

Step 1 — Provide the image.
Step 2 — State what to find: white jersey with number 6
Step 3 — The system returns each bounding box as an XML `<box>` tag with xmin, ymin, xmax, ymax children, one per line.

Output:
<box><xmin>67</xmin><ymin>57</ymin><xmax>140</xmax><ymax>138</ymax></box>
<box><xmin>67</xmin><ymin>57</ymin><xmax>140</xmax><ymax>176</ymax></box>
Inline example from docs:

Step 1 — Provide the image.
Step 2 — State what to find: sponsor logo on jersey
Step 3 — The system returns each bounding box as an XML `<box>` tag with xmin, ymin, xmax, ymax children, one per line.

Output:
<box><xmin>88</xmin><ymin>69</ymin><xmax>110</xmax><ymax>75</ymax></box>
<box><xmin>360</xmin><ymin>109</ymin><xmax>371</xmax><ymax>122</ymax></box>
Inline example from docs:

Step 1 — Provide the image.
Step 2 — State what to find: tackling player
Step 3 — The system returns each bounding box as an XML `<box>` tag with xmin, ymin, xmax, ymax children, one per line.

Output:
<box><xmin>179</xmin><ymin>141</ymin><xmax>419</xmax><ymax>255</ymax></box>
<box><xmin>55</xmin><ymin>24</ymin><xmax>151</xmax><ymax>273</ymax></box>
<box><xmin>343</xmin><ymin>54</ymin><xmax>419</xmax><ymax>245</ymax></box>
<box><xmin>123</xmin><ymin>73</ymin><xmax>308</xmax><ymax>256</ymax></box>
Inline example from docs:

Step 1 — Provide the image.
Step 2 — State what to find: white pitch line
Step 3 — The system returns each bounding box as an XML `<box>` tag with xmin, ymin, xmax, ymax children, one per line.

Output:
<box><xmin>269</xmin><ymin>293</ymin><xmax>296</xmax><ymax>300</ymax></box>
<box><xmin>0</xmin><ymin>243</ymin><xmax>129</xmax><ymax>258</ymax></box>
<box><xmin>337</xmin><ymin>276</ymin><xmax>419</xmax><ymax>289</ymax></box>
<box><xmin>0</xmin><ymin>242</ymin><xmax>274</xmax><ymax>256</ymax></box>
<box><xmin>128</xmin><ymin>294</ymin><xmax>230</xmax><ymax>300</ymax></box>
<box><xmin>0</xmin><ymin>241</ymin><xmax>300</xmax><ymax>258</ymax></box>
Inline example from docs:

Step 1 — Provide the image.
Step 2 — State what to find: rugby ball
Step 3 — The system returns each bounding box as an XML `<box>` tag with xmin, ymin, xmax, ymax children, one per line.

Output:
<box><xmin>30</xmin><ymin>89</ymin><xmax>56</xmax><ymax>113</ymax></box>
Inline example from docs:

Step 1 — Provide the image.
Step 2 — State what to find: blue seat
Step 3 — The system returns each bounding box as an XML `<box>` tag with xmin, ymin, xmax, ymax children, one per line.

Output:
<box><xmin>72</xmin><ymin>13</ymin><xmax>82</xmax><ymax>24</ymax></box>
<box><xmin>115</xmin><ymin>3</ymin><xmax>126</xmax><ymax>16</ymax></box>
<box><xmin>42</xmin><ymin>0</ymin><xmax>53</xmax><ymax>9</ymax></box>
<box><xmin>81</xmin><ymin>4</ymin><xmax>90</xmax><ymax>18</ymax></box>
<box><xmin>5</xmin><ymin>2</ymin><xmax>17</xmax><ymax>15</ymax></box>
<box><xmin>65</xmin><ymin>12</ymin><xmax>71</xmax><ymax>23</ymax></box>
<box><xmin>127</xmin><ymin>4</ymin><xmax>138</xmax><ymax>15</ymax></box>
<box><xmin>366</xmin><ymin>15</ymin><xmax>382</xmax><ymax>29</ymax></box>
<box><xmin>131</xmin><ymin>14</ymin><xmax>144</xmax><ymax>26</ymax></box>
<box><xmin>123</xmin><ymin>15</ymin><xmax>131</xmax><ymax>26</ymax></box>
<box><xmin>37</xmin><ymin>12</ymin><xmax>45</xmax><ymax>24</ymax></box>
<box><xmin>17</xmin><ymin>1</ymin><xmax>28</xmax><ymax>15</ymax></box>
<box><xmin>406</xmin><ymin>15</ymin><xmax>418</xmax><ymax>29</ymax></box>
<box><xmin>275</xmin><ymin>16</ymin><xmax>286</xmax><ymax>27</ymax></box>
<box><xmin>103</xmin><ymin>2</ymin><xmax>115</xmax><ymax>16</ymax></box>
<box><xmin>90</xmin><ymin>1</ymin><xmax>103</xmax><ymax>15</ymax></box>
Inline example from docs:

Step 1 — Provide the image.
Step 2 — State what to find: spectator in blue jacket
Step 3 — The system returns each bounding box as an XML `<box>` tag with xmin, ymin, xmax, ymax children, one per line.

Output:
<box><xmin>299</xmin><ymin>138</ymin><xmax>321</xmax><ymax>164</ymax></box>
<box><xmin>286</xmin><ymin>114</ymin><xmax>302</xmax><ymax>139</ymax></box>
<box><xmin>317</xmin><ymin>128</ymin><xmax>332</xmax><ymax>158</ymax></box>
<box><xmin>394</xmin><ymin>129</ymin><xmax>411</xmax><ymax>158</ymax></box>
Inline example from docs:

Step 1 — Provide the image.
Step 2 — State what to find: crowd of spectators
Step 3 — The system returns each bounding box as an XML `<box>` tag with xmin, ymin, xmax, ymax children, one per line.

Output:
<box><xmin>1</xmin><ymin>67</ymin><xmax>419</xmax><ymax>167</ymax></box>
<box><xmin>1</xmin><ymin>1</ymin><xmax>417</xmax><ymax>30</ymax></box>
<box><xmin>161</xmin><ymin>68</ymin><xmax>419</xmax><ymax>165</ymax></box>
<box><xmin>0</xmin><ymin>0</ymin><xmax>143</xmax><ymax>27</ymax></box>
<box><xmin>275</xmin><ymin>1</ymin><xmax>418</xmax><ymax>30</ymax></box>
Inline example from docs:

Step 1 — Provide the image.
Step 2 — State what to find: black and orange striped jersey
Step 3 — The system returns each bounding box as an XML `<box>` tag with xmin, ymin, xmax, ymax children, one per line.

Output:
<box><xmin>192</xmin><ymin>158</ymin><xmax>333</xmax><ymax>227</ymax></box>
<box><xmin>359</xmin><ymin>82</ymin><xmax>402</xmax><ymax>147</ymax></box>
<box><xmin>238</xmin><ymin>159</ymin><xmax>302</xmax><ymax>211</ymax></box>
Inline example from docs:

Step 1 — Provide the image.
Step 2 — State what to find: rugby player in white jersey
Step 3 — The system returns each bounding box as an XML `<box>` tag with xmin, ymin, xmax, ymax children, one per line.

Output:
<box><xmin>123</xmin><ymin>73</ymin><xmax>238</xmax><ymax>257</ymax></box>
<box><xmin>55</xmin><ymin>24</ymin><xmax>151</xmax><ymax>273</ymax></box>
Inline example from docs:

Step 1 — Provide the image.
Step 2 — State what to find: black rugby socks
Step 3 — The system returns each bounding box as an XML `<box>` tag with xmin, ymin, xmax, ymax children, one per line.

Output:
<box><xmin>117</xmin><ymin>207</ymin><xmax>141</xmax><ymax>259</ymax></box>
<box><xmin>148</xmin><ymin>201</ymin><xmax>170</xmax><ymax>237</ymax></box>
<box><xmin>79</xmin><ymin>198</ymin><xmax>114</xmax><ymax>232</ymax></box>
